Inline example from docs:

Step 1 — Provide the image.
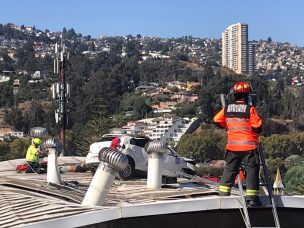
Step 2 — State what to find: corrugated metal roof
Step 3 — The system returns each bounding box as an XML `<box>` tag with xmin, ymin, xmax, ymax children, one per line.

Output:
<box><xmin>0</xmin><ymin>176</ymin><xmax>219</xmax><ymax>227</ymax></box>
<box><xmin>1</xmin><ymin>158</ymin><xmax>304</xmax><ymax>227</ymax></box>
<box><xmin>0</xmin><ymin>185</ymin><xmax>99</xmax><ymax>228</ymax></box>
<box><xmin>0</xmin><ymin>157</ymin><xmax>222</xmax><ymax>227</ymax></box>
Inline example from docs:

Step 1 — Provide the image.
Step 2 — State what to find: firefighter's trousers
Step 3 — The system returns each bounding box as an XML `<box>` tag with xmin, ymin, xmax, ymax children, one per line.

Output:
<box><xmin>219</xmin><ymin>149</ymin><xmax>260</xmax><ymax>199</ymax></box>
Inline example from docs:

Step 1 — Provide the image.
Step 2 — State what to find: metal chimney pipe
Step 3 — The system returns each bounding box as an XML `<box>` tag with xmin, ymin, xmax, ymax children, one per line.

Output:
<box><xmin>145</xmin><ymin>140</ymin><xmax>167</xmax><ymax>189</ymax></box>
<box><xmin>29</xmin><ymin>127</ymin><xmax>48</xmax><ymax>138</ymax></box>
<box><xmin>42</xmin><ymin>138</ymin><xmax>63</xmax><ymax>185</ymax></box>
<box><xmin>82</xmin><ymin>148</ymin><xmax>128</xmax><ymax>206</ymax></box>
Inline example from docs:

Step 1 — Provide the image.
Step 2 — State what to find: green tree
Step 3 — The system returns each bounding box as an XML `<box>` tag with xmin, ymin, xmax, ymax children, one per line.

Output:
<box><xmin>198</xmin><ymin>89</ymin><xmax>215</xmax><ymax>122</ymax></box>
<box><xmin>261</xmin><ymin>134</ymin><xmax>299</xmax><ymax>159</ymax></box>
<box><xmin>15</xmin><ymin>40</ymin><xmax>37</xmax><ymax>71</ymax></box>
<box><xmin>281</xmin><ymin>91</ymin><xmax>296</xmax><ymax>119</ymax></box>
<box><xmin>121</xmin><ymin>94</ymin><xmax>152</xmax><ymax>119</ymax></box>
<box><xmin>284</xmin><ymin>165</ymin><xmax>304</xmax><ymax>195</ymax></box>
<box><xmin>74</xmin><ymin>106</ymin><xmax>114</xmax><ymax>156</ymax></box>
<box><xmin>174</xmin><ymin>103</ymin><xmax>197</xmax><ymax>118</ymax></box>
<box><xmin>125</xmin><ymin>39</ymin><xmax>141</xmax><ymax>59</ymax></box>
<box><xmin>0</xmin><ymin>141</ymin><xmax>10</xmax><ymax>161</ymax></box>
<box><xmin>269</xmin><ymin>80</ymin><xmax>284</xmax><ymax>116</ymax></box>
<box><xmin>107</xmin><ymin>42</ymin><xmax>122</xmax><ymax>66</ymax></box>
<box><xmin>8</xmin><ymin>138</ymin><xmax>30</xmax><ymax>159</ymax></box>
<box><xmin>0</xmin><ymin>80</ymin><xmax>14</xmax><ymax>107</ymax></box>
<box><xmin>292</xmin><ymin>133</ymin><xmax>304</xmax><ymax>157</ymax></box>
<box><xmin>202</xmin><ymin>65</ymin><xmax>214</xmax><ymax>83</ymax></box>
<box><xmin>27</xmin><ymin>101</ymin><xmax>46</xmax><ymax>128</ymax></box>
<box><xmin>266</xmin><ymin>158</ymin><xmax>287</xmax><ymax>182</ymax></box>
<box><xmin>1</xmin><ymin>53</ymin><xmax>15</xmax><ymax>71</ymax></box>
<box><xmin>64</xmin><ymin>129</ymin><xmax>78</xmax><ymax>156</ymax></box>
<box><xmin>176</xmin><ymin>130</ymin><xmax>225</xmax><ymax>162</ymax></box>
<box><xmin>4</xmin><ymin>107</ymin><xmax>24</xmax><ymax>131</ymax></box>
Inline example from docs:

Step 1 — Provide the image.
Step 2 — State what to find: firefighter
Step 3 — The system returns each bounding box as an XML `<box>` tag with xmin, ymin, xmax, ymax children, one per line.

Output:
<box><xmin>213</xmin><ymin>81</ymin><xmax>263</xmax><ymax>206</ymax></box>
<box><xmin>25</xmin><ymin>137</ymin><xmax>43</xmax><ymax>172</ymax></box>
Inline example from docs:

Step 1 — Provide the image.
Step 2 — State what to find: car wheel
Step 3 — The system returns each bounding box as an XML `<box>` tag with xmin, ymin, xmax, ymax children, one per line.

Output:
<box><xmin>119</xmin><ymin>157</ymin><xmax>135</xmax><ymax>180</ymax></box>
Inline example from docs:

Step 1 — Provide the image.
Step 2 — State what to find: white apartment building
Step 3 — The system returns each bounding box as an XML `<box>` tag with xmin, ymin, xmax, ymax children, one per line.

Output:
<box><xmin>139</xmin><ymin>115</ymin><xmax>198</xmax><ymax>146</ymax></box>
<box><xmin>248</xmin><ymin>42</ymin><xmax>256</xmax><ymax>73</ymax></box>
<box><xmin>222</xmin><ymin>23</ymin><xmax>255</xmax><ymax>74</ymax></box>
<box><xmin>121</xmin><ymin>115</ymin><xmax>200</xmax><ymax>146</ymax></box>
<box><xmin>121</xmin><ymin>121</ymin><xmax>146</xmax><ymax>135</ymax></box>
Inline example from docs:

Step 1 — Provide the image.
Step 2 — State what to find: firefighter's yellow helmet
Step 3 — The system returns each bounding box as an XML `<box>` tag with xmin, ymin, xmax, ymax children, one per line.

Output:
<box><xmin>33</xmin><ymin>138</ymin><xmax>42</xmax><ymax>145</ymax></box>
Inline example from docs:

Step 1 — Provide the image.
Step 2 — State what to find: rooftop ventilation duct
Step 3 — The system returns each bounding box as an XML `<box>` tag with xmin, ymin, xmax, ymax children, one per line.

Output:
<box><xmin>145</xmin><ymin>140</ymin><xmax>167</xmax><ymax>189</ymax></box>
<box><xmin>29</xmin><ymin>127</ymin><xmax>48</xmax><ymax>138</ymax></box>
<box><xmin>82</xmin><ymin>148</ymin><xmax>128</xmax><ymax>206</ymax></box>
<box><xmin>42</xmin><ymin>138</ymin><xmax>62</xmax><ymax>185</ymax></box>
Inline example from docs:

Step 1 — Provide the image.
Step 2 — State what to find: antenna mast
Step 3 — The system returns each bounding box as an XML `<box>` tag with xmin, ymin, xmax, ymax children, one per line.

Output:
<box><xmin>52</xmin><ymin>39</ymin><xmax>70</xmax><ymax>156</ymax></box>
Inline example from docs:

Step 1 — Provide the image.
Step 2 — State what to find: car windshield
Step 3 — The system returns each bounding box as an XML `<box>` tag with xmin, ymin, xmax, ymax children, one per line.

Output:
<box><xmin>167</xmin><ymin>147</ymin><xmax>179</xmax><ymax>157</ymax></box>
<box><xmin>97</xmin><ymin>136</ymin><xmax>118</xmax><ymax>142</ymax></box>
<box><xmin>130</xmin><ymin>138</ymin><xmax>150</xmax><ymax>148</ymax></box>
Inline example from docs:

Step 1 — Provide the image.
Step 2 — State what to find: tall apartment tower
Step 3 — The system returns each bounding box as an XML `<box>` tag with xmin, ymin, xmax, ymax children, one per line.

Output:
<box><xmin>222</xmin><ymin>23</ymin><xmax>255</xmax><ymax>74</ymax></box>
<box><xmin>248</xmin><ymin>42</ymin><xmax>256</xmax><ymax>73</ymax></box>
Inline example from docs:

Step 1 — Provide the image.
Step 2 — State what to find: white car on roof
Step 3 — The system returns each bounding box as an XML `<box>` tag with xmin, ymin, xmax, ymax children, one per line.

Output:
<box><xmin>85</xmin><ymin>134</ymin><xmax>196</xmax><ymax>180</ymax></box>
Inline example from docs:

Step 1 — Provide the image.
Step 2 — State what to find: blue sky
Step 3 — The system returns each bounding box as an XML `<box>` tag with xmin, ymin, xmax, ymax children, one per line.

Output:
<box><xmin>1</xmin><ymin>0</ymin><xmax>303</xmax><ymax>46</ymax></box>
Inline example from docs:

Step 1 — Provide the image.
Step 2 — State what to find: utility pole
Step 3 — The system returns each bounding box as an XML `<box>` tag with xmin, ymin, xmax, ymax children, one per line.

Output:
<box><xmin>52</xmin><ymin>40</ymin><xmax>70</xmax><ymax>156</ymax></box>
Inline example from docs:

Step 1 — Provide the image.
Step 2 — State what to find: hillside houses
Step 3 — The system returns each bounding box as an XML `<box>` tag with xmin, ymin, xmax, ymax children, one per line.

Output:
<box><xmin>255</xmin><ymin>41</ymin><xmax>304</xmax><ymax>85</ymax></box>
<box><xmin>1</xmin><ymin>23</ymin><xmax>304</xmax><ymax>87</ymax></box>
<box><xmin>152</xmin><ymin>102</ymin><xmax>176</xmax><ymax>113</ymax></box>
<box><xmin>135</xmin><ymin>81</ymin><xmax>199</xmax><ymax>113</ymax></box>
<box><xmin>0</xmin><ymin>124</ymin><xmax>24</xmax><ymax>141</ymax></box>
<box><xmin>171</xmin><ymin>93</ymin><xmax>198</xmax><ymax>103</ymax></box>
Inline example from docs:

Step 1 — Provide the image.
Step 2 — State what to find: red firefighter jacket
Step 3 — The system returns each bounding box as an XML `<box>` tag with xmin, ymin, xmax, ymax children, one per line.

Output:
<box><xmin>213</xmin><ymin>101</ymin><xmax>262</xmax><ymax>152</ymax></box>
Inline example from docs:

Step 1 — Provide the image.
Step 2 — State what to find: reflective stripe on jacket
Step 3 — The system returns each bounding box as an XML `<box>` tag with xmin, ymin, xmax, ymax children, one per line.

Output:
<box><xmin>213</xmin><ymin>102</ymin><xmax>262</xmax><ymax>152</ymax></box>
<box><xmin>26</xmin><ymin>144</ymin><xmax>39</xmax><ymax>162</ymax></box>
